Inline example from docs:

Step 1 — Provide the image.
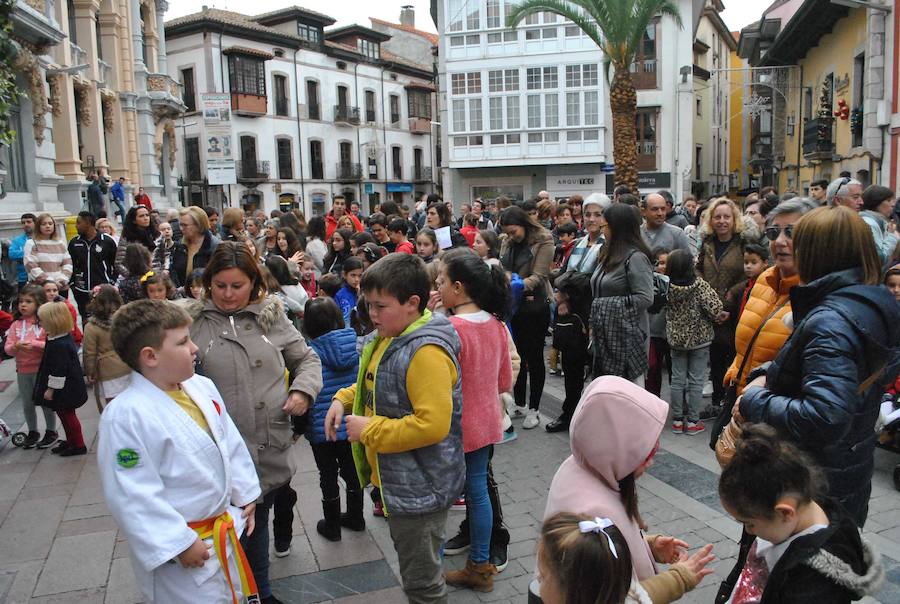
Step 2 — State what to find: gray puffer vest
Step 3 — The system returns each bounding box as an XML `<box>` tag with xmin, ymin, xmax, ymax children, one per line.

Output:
<box><xmin>360</xmin><ymin>313</ymin><xmax>465</xmax><ymax>516</ymax></box>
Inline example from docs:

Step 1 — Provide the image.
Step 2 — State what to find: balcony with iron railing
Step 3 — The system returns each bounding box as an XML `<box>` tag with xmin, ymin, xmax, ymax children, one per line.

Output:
<box><xmin>235</xmin><ymin>160</ymin><xmax>270</xmax><ymax>182</ymax></box>
<box><xmin>803</xmin><ymin>117</ymin><xmax>835</xmax><ymax>160</ymax></box>
<box><xmin>335</xmin><ymin>162</ymin><xmax>362</xmax><ymax>181</ymax></box>
<box><xmin>333</xmin><ymin>105</ymin><xmax>361</xmax><ymax>125</ymax></box>
<box><xmin>413</xmin><ymin>166</ymin><xmax>433</xmax><ymax>182</ymax></box>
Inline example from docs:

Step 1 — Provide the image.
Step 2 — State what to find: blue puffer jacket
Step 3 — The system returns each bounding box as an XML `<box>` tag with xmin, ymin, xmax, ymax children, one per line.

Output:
<box><xmin>306</xmin><ymin>327</ymin><xmax>359</xmax><ymax>444</ymax></box>
<box><xmin>740</xmin><ymin>268</ymin><xmax>900</xmax><ymax>526</ymax></box>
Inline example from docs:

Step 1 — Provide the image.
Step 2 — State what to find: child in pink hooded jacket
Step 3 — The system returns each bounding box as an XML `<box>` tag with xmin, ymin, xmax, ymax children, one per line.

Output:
<box><xmin>535</xmin><ymin>376</ymin><xmax>715</xmax><ymax>603</ymax></box>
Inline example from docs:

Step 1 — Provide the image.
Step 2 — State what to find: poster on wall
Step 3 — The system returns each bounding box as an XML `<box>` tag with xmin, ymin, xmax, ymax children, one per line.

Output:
<box><xmin>202</xmin><ymin>93</ymin><xmax>236</xmax><ymax>185</ymax></box>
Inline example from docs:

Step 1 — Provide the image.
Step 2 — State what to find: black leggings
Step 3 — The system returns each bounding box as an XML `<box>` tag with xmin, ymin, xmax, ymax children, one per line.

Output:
<box><xmin>310</xmin><ymin>440</ymin><xmax>360</xmax><ymax>500</ymax></box>
<box><xmin>510</xmin><ymin>308</ymin><xmax>551</xmax><ymax>411</ymax></box>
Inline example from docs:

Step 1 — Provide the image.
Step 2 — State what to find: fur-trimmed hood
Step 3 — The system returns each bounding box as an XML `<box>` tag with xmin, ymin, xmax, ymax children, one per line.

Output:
<box><xmin>805</xmin><ymin>539</ymin><xmax>884</xmax><ymax>598</ymax></box>
<box><xmin>184</xmin><ymin>295</ymin><xmax>285</xmax><ymax>334</ymax></box>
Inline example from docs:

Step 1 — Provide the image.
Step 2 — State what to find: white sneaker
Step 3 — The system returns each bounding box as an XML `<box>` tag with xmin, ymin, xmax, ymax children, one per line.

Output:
<box><xmin>523</xmin><ymin>410</ymin><xmax>540</xmax><ymax>429</ymax></box>
<box><xmin>505</xmin><ymin>394</ymin><xmax>525</xmax><ymax>419</ymax></box>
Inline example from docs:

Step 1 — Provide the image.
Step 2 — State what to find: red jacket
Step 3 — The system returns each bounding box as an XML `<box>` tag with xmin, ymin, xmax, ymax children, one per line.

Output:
<box><xmin>325</xmin><ymin>212</ymin><xmax>363</xmax><ymax>240</ymax></box>
<box><xmin>395</xmin><ymin>240</ymin><xmax>414</xmax><ymax>254</ymax></box>
<box><xmin>134</xmin><ymin>193</ymin><xmax>152</xmax><ymax>210</ymax></box>
<box><xmin>460</xmin><ymin>225</ymin><xmax>478</xmax><ymax>247</ymax></box>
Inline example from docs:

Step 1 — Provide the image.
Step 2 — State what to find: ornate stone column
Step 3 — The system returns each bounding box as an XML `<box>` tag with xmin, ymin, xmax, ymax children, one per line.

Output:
<box><xmin>155</xmin><ymin>0</ymin><xmax>168</xmax><ymax>74</ymax></box>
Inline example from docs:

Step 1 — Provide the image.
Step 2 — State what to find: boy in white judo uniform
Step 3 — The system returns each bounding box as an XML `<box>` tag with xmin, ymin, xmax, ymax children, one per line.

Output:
<box><xmin>98</xmin><ymin>299</ymin><xmax>262</xmax><ymax>603</ymax></box>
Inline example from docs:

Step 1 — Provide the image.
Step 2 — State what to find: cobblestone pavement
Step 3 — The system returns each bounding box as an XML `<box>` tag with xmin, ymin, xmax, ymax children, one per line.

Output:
<box><xmin>0</xmin><ymin>358</ymin><xmax>897</xmax><ymax>603</ymax></box>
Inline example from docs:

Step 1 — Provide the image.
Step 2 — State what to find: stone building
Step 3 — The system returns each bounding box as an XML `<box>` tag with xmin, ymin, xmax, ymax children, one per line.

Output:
<box><xmin>0</xmin><ymin>0</ymin><xmax>184</xmax><ymax>235</ymax></box>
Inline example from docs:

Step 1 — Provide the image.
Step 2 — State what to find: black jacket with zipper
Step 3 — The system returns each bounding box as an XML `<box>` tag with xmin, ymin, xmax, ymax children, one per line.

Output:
<box><xmin>67</xmin><ymin>232</ymin><xmax>117</xmax><ymax>294</ymax></box>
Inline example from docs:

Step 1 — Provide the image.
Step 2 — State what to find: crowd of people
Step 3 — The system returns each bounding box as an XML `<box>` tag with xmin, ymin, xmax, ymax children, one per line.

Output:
<box><xmin>1</xmin><ymin>177</ymin><xmax>897</xmax><ymax>604</ymax></box>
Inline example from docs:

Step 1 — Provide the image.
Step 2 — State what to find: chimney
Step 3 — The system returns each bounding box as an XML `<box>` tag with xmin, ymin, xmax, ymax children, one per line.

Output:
<box><xmin>400</xmin><ymin>5</ymin><xmax>415</xmax><ymax>27</ymax></box>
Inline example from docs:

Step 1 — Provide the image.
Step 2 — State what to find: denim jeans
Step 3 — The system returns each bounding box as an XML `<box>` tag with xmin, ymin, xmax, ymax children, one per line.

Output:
<box><xmin>670</xmin><ymin>346</ymin><xmax>710</xmax><ymax>423</ymax></box>
<box><xmin>464</xmin><ymin>446</ymin><xmax>492</xmax><ymax>563</ymax></box>
<box><xmin>111</xmin><ymin>197</ymin><xmax>126</xmax><ymax>220</ymax></box>
<box><xmin>240</xmin><ymin>490</ymin><xmax>275</xmax><ymax>598</ymax></box>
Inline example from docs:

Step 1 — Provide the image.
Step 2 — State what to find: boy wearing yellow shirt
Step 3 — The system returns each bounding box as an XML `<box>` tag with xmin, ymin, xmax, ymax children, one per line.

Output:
<box><xmin>325</xmin><ymin>253</ymin><xmax>464</xmax><ymax>604</ymax></box>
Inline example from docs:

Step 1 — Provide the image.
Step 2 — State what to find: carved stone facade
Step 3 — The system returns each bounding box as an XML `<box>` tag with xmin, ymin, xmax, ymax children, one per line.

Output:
<box><xmin>0</xmin><ymin>0</ymin><xmax>184</xmax><ymax>233</ymax></box>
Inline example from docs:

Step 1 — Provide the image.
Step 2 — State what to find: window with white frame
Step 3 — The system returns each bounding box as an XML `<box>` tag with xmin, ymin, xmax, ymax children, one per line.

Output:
<box><xmin>566</xmin><ymin>92</ymin><xmax>580</xmax><ymax>126</ymax></box>
<box><xmin>506</xmin><ymin>96</ymin><xmax>520</xmax><ymax>128</ymax></box>
<box><xmin>453</xmin><ymin>99</ymin><xmax>466</xmax><ymax>132</ymax></box>
<box><xmin>488</xmin><ymin>69</ymin><xmax>518</xmax><ymax>92</ymax></box>
<box><xmin>448</xmin><ymin>0</ymin><xmax>463</xmax><ymax>31</ymax></box>
<box><xmin>469</xmin><ymin>99</ymin><xmax>482</xmax><ymax>130</ymax></box>
<box><xmin>490</xmin><ymin>97</ymin><xmax>503</xmax><ymax>130</ymax></box>
<box><xmin>487</xmin><ymin>0</ymin><xmax>501</xmax><ymax>28</ymax></box>
<box><xmin>526</xmin><ymin>66</ymin><xmax>557</xmax><ymax>90</ymax></box>
<box><xmin>487</xmin><ymin>31</ymin><xmax>517</xmax><ymax>43</ymax></box>
<box><xmin>545</xmin><ymin>93</ymin><xmax>558</xmax><ymax>127</ymax></box>
<box><xmin>563</xmin><ymin>64</ymin><xmax>601</xmax><ymax>128</ymax></box>
<box><xmin>584</xmin><ymin>91</ymin><xmax>598</xmax><ymax>125</ymax></box>
<box><xmin>466</xmin><ymin>1</ymin><xmax>480</xmax><ymax>29</ymax></box>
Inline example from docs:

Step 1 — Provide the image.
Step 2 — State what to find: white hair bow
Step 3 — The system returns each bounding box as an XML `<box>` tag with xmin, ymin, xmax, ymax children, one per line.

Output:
<box><xmin>578</xmin><ymin>517</ymin><xmax>619</xmax><ymax>559</ymax></box>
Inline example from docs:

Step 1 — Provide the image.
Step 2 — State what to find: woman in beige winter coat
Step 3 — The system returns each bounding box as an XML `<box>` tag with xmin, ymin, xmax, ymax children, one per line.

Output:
<box><xmin>187</xmin><ymin>242</ymin><xmax>322</xmax><ymax>602</ymax></box>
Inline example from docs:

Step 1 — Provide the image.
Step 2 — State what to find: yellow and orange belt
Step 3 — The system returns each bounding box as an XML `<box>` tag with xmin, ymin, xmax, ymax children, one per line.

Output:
<box><xmin>188</xmin><ymin>511</ymin><xmax>260</xmax><ymax>604</ymax></box>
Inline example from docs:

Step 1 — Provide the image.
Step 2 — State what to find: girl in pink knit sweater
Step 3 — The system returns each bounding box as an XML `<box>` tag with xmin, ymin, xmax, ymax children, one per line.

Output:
<box><xmin>4</xmin><ymin>284</ymin><xmax>56</xmax><ymax>449</ymax></box>
<box><xmin>437</xmin><ymin>249</ymin><xmax>513</xmax><ymax>592</ymax></box>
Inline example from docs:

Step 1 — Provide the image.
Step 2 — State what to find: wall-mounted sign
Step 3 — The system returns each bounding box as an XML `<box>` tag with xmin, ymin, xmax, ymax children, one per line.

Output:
<box><xmin>605</xmin><ymin>172</ymin><xmax>671</xmax><ymax>193</ymax></box>
<box><xmin>202</xmin><ymin>93</ymin><xmax>236</xmax><ymax>185</ymax></box>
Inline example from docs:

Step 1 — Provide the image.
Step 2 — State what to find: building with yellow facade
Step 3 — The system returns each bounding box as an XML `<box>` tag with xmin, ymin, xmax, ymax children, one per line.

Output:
<box><xmin>737</xmin><ymin>0</ymin><xmax>892</xmax><ymax>194</ymax></box>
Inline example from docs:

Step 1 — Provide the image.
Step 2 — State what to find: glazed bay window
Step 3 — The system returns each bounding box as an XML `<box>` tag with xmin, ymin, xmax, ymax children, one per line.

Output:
<box><xmin>636</xmin><ymin>107</ymin><xmax>658</xmax><ymax>171</ymax></box>
<box><xmin>631</xmin><ymin>22</ymin><xmax>659</xmax><ymax>90</ymax></box>
<box><xmin>358</xmin><ymin>39</ymin><xmax>380</xmax><ymax>60</ymax></box>
<box><xmin>228</xmin><ymin>55</ymin><xmax>266</xmax><ymax>96</ymax></box>
<box><xmin>298</xmin><ymin>22</ymin><xmax>321</xmax><ymax>45</ymax></box>
<box><xmin>407</xmin><ymin>89</ymin><xmax>431</xmax><ymax>119</ymax></box>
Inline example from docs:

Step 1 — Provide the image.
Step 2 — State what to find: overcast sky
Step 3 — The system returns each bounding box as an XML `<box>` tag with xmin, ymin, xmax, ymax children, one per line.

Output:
<box><xmin>164</xmin><ymin>1</ymin><xmax>763</xmax><ymax>36</ymax></box>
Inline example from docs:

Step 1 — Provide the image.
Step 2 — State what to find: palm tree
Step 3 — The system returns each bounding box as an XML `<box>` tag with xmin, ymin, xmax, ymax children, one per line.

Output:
<box><xmin>507</xmin><ymin>0</ymin><xmax>682</xmax><ymax>193</ymax></box>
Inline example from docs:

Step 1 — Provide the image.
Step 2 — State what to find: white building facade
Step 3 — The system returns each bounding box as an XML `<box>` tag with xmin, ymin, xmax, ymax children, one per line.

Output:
<box><xmin>164</xmin><ymin>7</ymin><xmax>437</xmax><ymax>217</ymax></box>
<box><xmin>433</xmin><ymin>0</ymin><xmax>697</xmax><ymax>204</ymax></box>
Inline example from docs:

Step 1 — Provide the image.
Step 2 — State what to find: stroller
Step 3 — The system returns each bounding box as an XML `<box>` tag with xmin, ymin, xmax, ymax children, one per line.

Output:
<box><xmin>876</xmin><ymin>394</ymin><xmax>900</xmax><ymax>491</ymax></box>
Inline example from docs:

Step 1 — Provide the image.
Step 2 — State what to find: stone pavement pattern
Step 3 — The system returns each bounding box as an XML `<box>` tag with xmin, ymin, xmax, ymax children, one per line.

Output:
<box><xmin>0</xmin><ymin>357</ymin><xmax>898</xmax><ymax>603</ymax></box>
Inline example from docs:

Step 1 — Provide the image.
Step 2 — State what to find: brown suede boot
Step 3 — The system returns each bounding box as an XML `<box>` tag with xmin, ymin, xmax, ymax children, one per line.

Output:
<box><xmin>445</xmin><ymin>559</ymin><xmax>498</xmax><ymax>592</ymax></box>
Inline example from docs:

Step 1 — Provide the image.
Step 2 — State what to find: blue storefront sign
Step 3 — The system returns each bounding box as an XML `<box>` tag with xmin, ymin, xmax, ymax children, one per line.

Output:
<box><xmin>364</xmin><ymin>183</ymin><xmax>374</xmax><ymax>194</ymax></box>
<box><xmin>387</xmin><ymin>183</ymin><xmax>414</xmax><ymax>193</ymax></box>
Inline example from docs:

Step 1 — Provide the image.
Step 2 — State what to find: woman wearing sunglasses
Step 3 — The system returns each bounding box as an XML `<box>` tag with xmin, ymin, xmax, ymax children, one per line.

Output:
<box><xmin>717</xmin><ymin>199</ymin><xmax>817</xmax><ymax>443</ymax></box>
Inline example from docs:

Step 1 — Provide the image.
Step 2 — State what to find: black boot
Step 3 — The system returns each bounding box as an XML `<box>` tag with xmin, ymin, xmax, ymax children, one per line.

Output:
<box><xmin>316</xmin><ymin>497</ymin><xmax>342</xmax><ymax>542</ymax></box>
<box><xmin>340</xmin><ymin>488</ymin><xmax>366</xmax><ymax>532</ymax></box>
